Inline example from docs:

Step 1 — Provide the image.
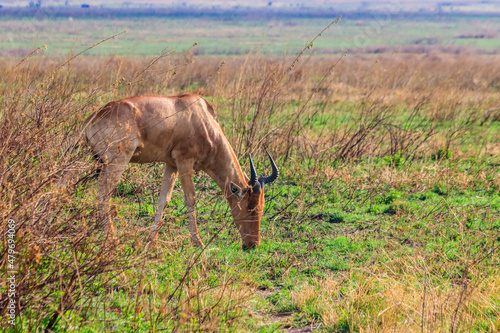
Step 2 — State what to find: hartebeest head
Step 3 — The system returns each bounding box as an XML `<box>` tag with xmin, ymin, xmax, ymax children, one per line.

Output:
<box><xmin>227</xmin><ymin>151</ymin><xmax>279</xmax><ymax>249</ymax></box>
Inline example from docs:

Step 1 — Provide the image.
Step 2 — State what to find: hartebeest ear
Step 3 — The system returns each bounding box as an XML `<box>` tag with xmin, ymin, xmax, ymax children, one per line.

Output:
<box><xmin>230</xmin><ymin>182</ymin><xmax>243</xmax><ymax>199</ymax></box>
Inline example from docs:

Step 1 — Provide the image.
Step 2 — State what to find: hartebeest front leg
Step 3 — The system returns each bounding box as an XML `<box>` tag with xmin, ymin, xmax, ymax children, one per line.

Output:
<box><xmin>176</xmin><ymin>160</ymin><xmax>204</xmax><ymax>247</ymax></box>
<box><xmin>148</xmin><ymin>163</ymin><xmax>178</xmax><ymax>244</ymax></box>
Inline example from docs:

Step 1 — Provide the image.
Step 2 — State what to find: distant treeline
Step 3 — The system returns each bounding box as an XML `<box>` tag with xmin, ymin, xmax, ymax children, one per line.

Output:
<box><xmin>0</xmin><ymin>6</ymin><xmax>498</xmax><ymax>20</ymax></box>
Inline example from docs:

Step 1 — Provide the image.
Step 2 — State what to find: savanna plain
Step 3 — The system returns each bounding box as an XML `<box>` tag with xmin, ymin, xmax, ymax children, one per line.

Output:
<box><xmin>1</xmin><ymin>11</ymin><xmax>500</xmax><ymax>332</ymax></box>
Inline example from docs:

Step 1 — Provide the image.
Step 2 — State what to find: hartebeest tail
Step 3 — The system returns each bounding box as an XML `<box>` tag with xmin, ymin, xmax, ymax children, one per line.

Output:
<box><xmin>84</xmin><ymin>94</ymin><xmax>279</xmax><ymax>248</ymax></box>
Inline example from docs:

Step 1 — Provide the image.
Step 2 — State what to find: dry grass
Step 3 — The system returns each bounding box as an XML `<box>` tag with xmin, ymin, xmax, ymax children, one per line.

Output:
<box><xmin>292</xmin><ymin>258</ymin><xmax>500</xmax><ymax>332</ymax></box>
<box><xmin>0</xmin><ymin>47</ymin><xmax>499</xmax><ymax>331</ymax></box>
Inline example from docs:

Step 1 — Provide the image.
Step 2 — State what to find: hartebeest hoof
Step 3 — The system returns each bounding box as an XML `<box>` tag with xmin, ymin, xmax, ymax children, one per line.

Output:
<box><xmin>148</xmin><ymin>234</ymin><xmax>158</xmax><ymax>246</ymax></box>
<box><xmin>191</xmin><ymin>236</ymin><xmax>205</xmax><ymax>248</ymax></box>
<box><xmin>148</xmin><ymin>229</ymin><xmax>158</xmax><ymax>242</ymax></box>
<box><xmin>147</xmin><ymin>233</ymin><xmax>159</xmax><ymax>250</ymax></box>
<box><xmin>105</xmin><ymin>224</ymin><xmax>119</xmax><ymax>248</ymax></box>
<box><xmin>242</xmin><ymin>242</ymin><xmax>259</xmax><ymax>251</ymax></box>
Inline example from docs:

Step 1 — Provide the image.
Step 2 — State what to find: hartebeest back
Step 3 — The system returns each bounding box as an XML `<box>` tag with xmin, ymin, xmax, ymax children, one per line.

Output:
<box><xmin>84</xmin><ymin>94</ymin><xmax>278</xmax><ymax>248</ymax></box>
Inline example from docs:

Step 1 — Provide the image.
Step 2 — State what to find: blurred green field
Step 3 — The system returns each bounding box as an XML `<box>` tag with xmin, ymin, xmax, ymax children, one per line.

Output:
<box><xmin>2</xmin><ymin>13</ymin><xmax>500</xmax><ymax>57</ymax></box>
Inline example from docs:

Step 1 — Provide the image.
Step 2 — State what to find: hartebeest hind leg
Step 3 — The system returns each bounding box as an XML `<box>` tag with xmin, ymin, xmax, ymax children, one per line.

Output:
<box><xmin>148</xmin><ymin>163</ymin><xmax>178</xmax><ymax>244</ymax></box>
<box><xmin>176</xmin><ymin>159</ymin><xmax>204</xmax><ymax>247</ymax></box>
<box><xmin>97</xmin><ymin>158</ymin><xmax>131</xmax><ymax>245</ymax></box>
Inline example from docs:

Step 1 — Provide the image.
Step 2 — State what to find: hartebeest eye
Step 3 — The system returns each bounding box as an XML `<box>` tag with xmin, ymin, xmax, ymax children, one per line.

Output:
<box><xmin>230</xmin><ymin>182</ymin><xmax>243</xmax><ymax>199</ymax></box>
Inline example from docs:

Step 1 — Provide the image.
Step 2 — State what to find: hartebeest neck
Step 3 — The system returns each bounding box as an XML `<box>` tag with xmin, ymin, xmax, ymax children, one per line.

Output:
<box><xmin>204</xmin><ymin>138</ymin><xmax>261</xmax><ymax>249</ymax></box>
<box><xmin>204</xmin><ymin>140</ymin><xmax>248</xmax><ymax>198</ymax></box>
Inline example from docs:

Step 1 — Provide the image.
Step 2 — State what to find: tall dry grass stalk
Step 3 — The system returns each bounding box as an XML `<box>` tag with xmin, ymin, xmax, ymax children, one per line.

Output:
<box><xmin>0</xmin><ymin>41</ymin><xmax>499</xmax><ymax>331</ymax></box>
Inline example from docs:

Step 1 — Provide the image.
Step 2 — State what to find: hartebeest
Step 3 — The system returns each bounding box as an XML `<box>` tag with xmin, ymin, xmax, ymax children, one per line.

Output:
<box><xmin>84</xmin><ymin>94</ymin><xmax>278</xmax><ymax>249</ymax></box>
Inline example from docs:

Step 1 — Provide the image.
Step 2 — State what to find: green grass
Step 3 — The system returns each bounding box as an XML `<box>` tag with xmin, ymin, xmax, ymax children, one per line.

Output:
<box><xmin>33</xmin><ymin>147</ymin><xmax>496</xmax><ymax>331</ymax></box>
<box><xmin>2</xmin><ymin>14</ymin><xmax>500</xmax><ymax>57</ymax></box>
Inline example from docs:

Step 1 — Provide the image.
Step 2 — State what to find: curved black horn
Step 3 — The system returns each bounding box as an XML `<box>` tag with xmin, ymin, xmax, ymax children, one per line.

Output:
<box><xmin>259</xmin><ymin>150</ymin><xmax>279</xmax><ymax>185</ymax></box>
<box><xmin>248</xmin><ymin>154</ymin><xmax>258</xmax><ymax>186</ymax></box>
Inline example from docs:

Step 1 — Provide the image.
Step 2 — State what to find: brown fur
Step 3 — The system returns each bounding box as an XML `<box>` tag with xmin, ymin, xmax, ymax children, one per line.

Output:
<box><xmin>84</xmin><ymin>94</ymin><xmax>266</xmax><ymax>248</ymax></box>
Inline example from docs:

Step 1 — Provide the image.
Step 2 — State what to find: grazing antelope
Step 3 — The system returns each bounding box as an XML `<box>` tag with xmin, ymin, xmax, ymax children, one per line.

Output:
<box><xmin>84</xmin><ymin>94</ymin><xmax>278</xmax><ymax>249</ymax></box>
